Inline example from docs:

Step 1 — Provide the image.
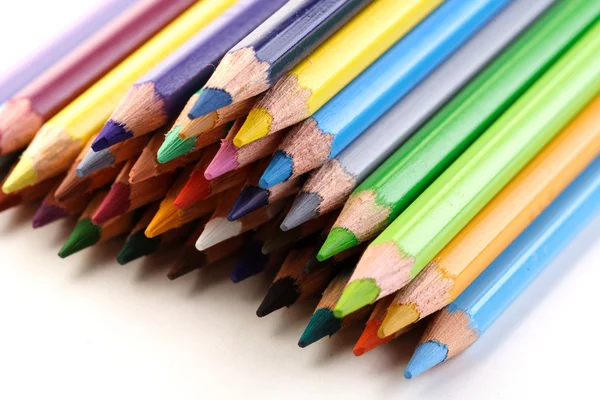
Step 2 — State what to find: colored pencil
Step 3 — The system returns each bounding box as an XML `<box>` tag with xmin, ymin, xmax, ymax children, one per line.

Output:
<box><xmin>333</xmin><ymin>21</ymin><xmax>600</xmax><ymax>318</ymax></box>
<box><xmin>58</xmin><ymin>190</ymin><xmax>135</xmax><ymax>258</ymax></box>
<box><xmin>256</xmin><ymin>242</ymin><xmax>340</xmax><ymax>317</ymax></box>
<box><xmin>92</xmin><ymin>160</ymin><xmax>176</xmax><ymax>225</ymax></box>
<box><xmin>405</xmin><ymin>155</ymin><xmax>600</xmax><ymax>379</ymax></box>
<box><xmin>299</xmin><ymin>267</ymin><xmax>371</xmax><ymax>348</ymax></box>
<box><xmin>280</xmin><ymin>0</ymin><xmax>561</xmax><ymax>232</ymax></box>
<box><xmin>32</xmin><ymin>182</ymin><xmax>92</xmax><ymax>228</ymax></box>
<box><xmin>1</xmin><ymin>0</ymin><xmax>233</xmax><ymax>194</ymax></box>
<box><xmin>228</xmin><ymin>174</ymin><xmax>305</xmax><ymax>221</ymax></box>
<box><xmin>259</xmin><ymin>0</ymin><xmax>509</xmax><ymax>189</ymax></box>
<box><xmin>168</xmin><ymin>231</ymin><xmax>249</xmax><ymax>281</ymax></box>
<box><xmin>0</xmin><ymin>0</ymin><xmax>195</xmax><ymax>155</ymax></box>
<box><xmin>303</xmin><ymin>240</ymin><xmax>369</xmax><ymax>275</ymax></box>
<box><xmin>191</xmin><ymin>0</ymin><xmax>371</xmax><ymax>118</ymax></box>
<box><xmin>318</xmin><ymin>0</ymin><xmax>599</xmax><ymax>260</ymax></box>
<box><xmin>262</xmin><ymin>211</ymin><xmax>336</xmax><ymax>254</ymax></box>
<box><xmin>157</xmin><ymin>95</ymin><xmax>255</xmax><ymax>163</ymax></box>
<box><xmin>204</xmin><ymin>117</ymin><xmax>284</xmax><ymax>180</ymax></box>
<box><xmin>380</xmin><ymin>94</ymin><xmax>600</xmax><ymax>337</ymax></box>
<box><xmin>353</xmin><ymin>295</ymin><xmax>397</xmax><ymax>356</ymax></box>
<box><xmin>0</xmin><ymin>0</ymin><xmax>136</xmax><ymax>103</ymax></box>
<box><xmin>54</xmin><ymin>135</ymin><xmax>122</xmax><ymax>201</ymax></box>
<box><xmin>91</xmin><ymin>0</ymin><xmax>287</xmax><ymax>151</ymax></box>
<box><xmin>173</xmin><ymin>144</ymin><xmax>251</xmax><ymax>209</ymax></box>
<box><xmin>76</xmin><ymin>134</ymin><xmax>150</xmax><ymax>177</ymax></box>
<box><xmin>196</xmin><ymin>187</ymin><xmax>284</xmax><ymax>250</ymax></box>
<box><xmin>233</xmin><ymin>0</ymin><xmax>443</xmax><ymax>147</ymax></box>
<box><xmin>0</xmin><ymin>174</ymin><xmax>60</xmax><ymax>213</ymax></box>
<box><xmin>145</xmin><ymin>167</ymin><xmax>219</xmax><ymax>238</ymax></box>
<box><xmin>117</xmin><ymin>203</ymin><xmax>195</xmax><ymax>265</ymax></box>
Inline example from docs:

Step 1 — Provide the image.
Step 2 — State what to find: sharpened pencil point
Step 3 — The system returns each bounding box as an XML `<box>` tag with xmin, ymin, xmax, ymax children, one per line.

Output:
<box><xmin>58</xmin><ymin>218</ymin><xmax>100</xmax><ymax>258</ymax></box>
<box><xmin>230</xmin><ymin>243</ymin><xmax>267</xmax><ymax>283</ymax></box>
<box><xmin>256</xmin><ymin>277</ymin><xmax>300</xmax><ymax>317</ymax></box>
<box><xmin>281</xmin><ymin>192</ymin><xmax>321</xmax><ymax>231</ymax></box>
<box><xmin>204</xmin><ymin>141</ymin><xmax>237</xmax><ymax>179</ymax></box>
<box><xmin>353</xmin><ymin>320</ymin><xmax>391</xmax><ymax>356</ymax></box>
<box><xmin>379</xmin><ymin>304</ymin><xmax>419</xmax><ymax>338</ymax></box>
<box><xmin>318</xmin><ymin>228</ymin><xmax>359</xmax><ymax>261</ymax></box>
<box><xmin>260</xmin><ymin>151</ymin><xmax>293</xmax><ymax>188</ymax></box>
<box><xmin>333</xmin><ymin>279</ymin><xmax>380</xmax><ymax>318</ymax></box>
<box><xmin>227</xmin><ymin>186</ymin><xmax>269</xmax><ymax>221</ymax></box>
<box><xmin>2</xmin><ymin>156</ymin><xmax>37</xmax><ymax>193</ymax></box>
<box><xmin>92</xmin><ymin>182</ymin><xmax>129</xmax><ymax>224</ymax></box>
<box><xmin>117</xmin><ymin>230</ymin><xmax>160</xmax><ymax>265</ymax></box>
<box><xmin>92</xmin><ymin>121</ymin><xmax>132</xmax><ymax>151</ymax></box>
<box><xmin>298</xmin><ymin>308</ymin><xmax>342</xmax><ymax>348</ymax></box>
<box><xmin>405</xmin><ymin>341</ymin><xmax>448</xmax><ymax>379</ymax></box>
<box><xmin>233</xmin><ymin>107</ymin><xmax>272</xmax><ymax>147</ymax></box>
<box><xmin>32</xmin><ymin>203</ymin><xmax>69</xmax><ymax>228</ymax></box>
<box><xmin>189</xmin><ymin>88</ymin><xmax>233</xmax><ymax>119</ymax></box>
<box><xmin>76</xmin><ymin>148</ymin><xmax>114</xmax><ymax>177</ymax></box>
<box><xmin>157</xmin><ymin>125</ymin><xmax>196</xmax><ymax>164</ymax></box>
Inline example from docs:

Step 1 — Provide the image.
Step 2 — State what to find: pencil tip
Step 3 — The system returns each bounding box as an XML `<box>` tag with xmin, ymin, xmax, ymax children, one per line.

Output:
<box><xmin>196</xmin><ymin>218</ymin><xmax>238</xmax><ymax>251</ymax></box>
<box><xmin>189</xmin><ymin>88</ymin><xmax>233</xmax><ymax>119</ymax></box>
<box><xmin>230</xmin><ymin>242</ymin><xmax>267</xmax><ymax>283</ymax></box>
<box><xmin>233</xmin><ymin>108</ymin><xmax>272</xmax><ymax>148</ymax></box>
<box><xmin>204</xmin><ymin>141</ymin><xmax>237</xmax><ymax>179</ymax></box>
<box><xmin>92</xmin><ymin>121</ymin><xmax>132</xmax><ymax>151</ymax></box>
<box><xmin>227</xmin><ymin>185</ymin><xmax>269</xmax><ymax>221</ymax></box>
<box><xmin>380</xmin><ymin>304</ymin><xmax>420</xmax><ymax>338</ymax></box>
<box><xmin>76</xmin><ymin>148</ymin><xmax>114</xmax><ymax>177</ymax></box>
<box><xmin>318</xmin><ymin>228</ymin><xmax>358</xmax><ymax>261</ymax></box>
<box><xmin>32</xmin><ymin>203</ymin><xmax>69</xmax><ymax>228</ymax></box>
<box><xmin>256</xmin><ymin>277</ymin><xmax>299</xmax><ymax>317</ymax></box>
<box><xmin>280</xmin><ymin>192</ymin><xmax>321</xmax><ymax>231</ymax></box>
<box><xmin>117</xmin><ymin>230</ymin><xmax>159</xmax><ymax>265</ymax></box>
<box><xmin>298</xmin><ymin>308</ymin><xmax>342</xmax><ymax>348</ymax></box>
<box><xmin>405</xmin><ymin>341</ymin><xmax>448</xmax><ymax>379</ymax></box>
<box><xmin>260</xmin><ymin>151</ymin><xmax>293</xmax><ymax>188</ymax></box>
<box><xmin>157</xmin><ymin>125</ymin><xmax>196</xmax><ymax>164</ymax></box>
<box><xmin>333</xmin><ymin>279</ymin><xmax>380</xmax><ymax>318</ymax></box>
<box><xmin>92</xmin><ymin>182</ymin><xmax>129</xmax><ymax>224</ymax></box>
<box><xmin>58</xmin><ymin>219</ymin><xmax>100</xmax><ymax>258</ymax></box>
<box><xmin>2</xmin><ymin>156</ymin><xmax>37</xmax><ymax>193</ymax></box>
<box><xmin>353</xmin><ymin>320</ymin><xmax>391</xmax><ymax>356</ymax></box>
<box><xmin>174</xmin><ymin>172</ymin><xmax>210</xmax><ymax>209</ymax></box>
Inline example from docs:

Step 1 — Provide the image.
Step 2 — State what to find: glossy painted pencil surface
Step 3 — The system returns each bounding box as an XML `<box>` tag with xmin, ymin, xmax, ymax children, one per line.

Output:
<box><xmin>0</xmin><ymin>0</ymin><xmax>136</xmax><ymax>103</ymax></box>
<box><xmin>334</xmin><ymin>20</ymin><xmax>600</xmax><ymax>318</ymax></box>
<box><xmin>280</xmin><ymin>0</ymin><xmax>555</xmax><ymax>231</ymax></box>
<box><xmin>92</xmin><ymin>0</ymin><xmax>287</xmax><ymax>151</ymax></box>
<box><xmin>406</xmin><ymin>155</ymin><xmax>600</xmax><ymax>379</ymax></box>
<box><xmin>233</xmin><ymin>0</ymin><xmax>443</xmax><ymax>147</ymax></box>
<box><xmin>318</xmin><ymin>0</ymin><xmax>596</xmax><ymax>260</ymax></box>
<box><xmin>260</xmin><ymin>0</ymin><xmax>509</xmax><ymax>189</ymax></box>
<box><xmin>380</xmin><ymin>94</ymin><xmax>600</xmax><ymax>337</ymax></box>
<box><xmin>0</xmin><ymin>0</ymin><xmax>195</xmax><ymax>155</ymax></box>
<box><xmin>2</xmin><ymin>0</ymin><xmax>232</xmax><ymax>194</ymax></box>
<box><xmin>192</xmin><ymin>0</ymin><xmax>371</xmax><ymax>117</ymax></box>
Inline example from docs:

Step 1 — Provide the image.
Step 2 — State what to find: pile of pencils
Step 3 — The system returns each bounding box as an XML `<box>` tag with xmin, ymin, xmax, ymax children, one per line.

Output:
<box><xmin>1</xmin><ymin>0</ymin><xmax>600</xmax><ymax>379</ymax></box>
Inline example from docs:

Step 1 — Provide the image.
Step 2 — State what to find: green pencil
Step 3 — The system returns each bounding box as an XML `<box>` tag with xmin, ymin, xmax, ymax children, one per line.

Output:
<box><xmin>333</xmin><ymin>19</ymin><xmax>600</xmax><ymax>318</ymax></box>
<box><xmin>318</xmin><ymin>0</ymin><xmax>600</xmax><ymax>261</ymax></box>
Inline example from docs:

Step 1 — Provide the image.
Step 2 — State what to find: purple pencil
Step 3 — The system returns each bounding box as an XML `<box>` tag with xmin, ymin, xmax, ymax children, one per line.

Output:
<box><xmin>0</xmin><ymin>0</ymin><xmax>137</xmax><ymax>103</ymax></box>
<box><xmin>91</xmin><ymin>0</ymin><xmax>288</xmax><ymax>152</ymax></box>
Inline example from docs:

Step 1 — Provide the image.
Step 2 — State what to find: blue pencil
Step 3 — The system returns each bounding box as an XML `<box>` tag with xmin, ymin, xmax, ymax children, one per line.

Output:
<box><xmin>258</xmin><ymin>0</ymin><xmax>510</xmax><ymax>189</ymax></box>
<box><xmin>405</xmin><ymin>156</ymin><xmax>600</xmax><ymax>379</ymax></box>
<box><xmin>0</xmin><ymin>0</ymin><xmax>136</xmax><ymax>103</ymax></box>
<box><xmin>91</xmin><ymin>0</ymin><xmax>288</xmax><ymax>152</ymax></box>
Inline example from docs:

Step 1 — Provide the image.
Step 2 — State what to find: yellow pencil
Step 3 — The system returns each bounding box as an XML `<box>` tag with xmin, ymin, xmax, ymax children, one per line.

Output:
<box><xmin>233</xmin><ymin>0</ymin><xmax>442</xmax><ymax>147</ymax></box>
<box><xmin>378</xmin><ymin>94</ymin><xmax>600</xmax><ymax>338</ymax></box>
<box><xmin>2</xmin><ymin>0</ymin><xmax>235</xmax><ymax>194</ymax></box>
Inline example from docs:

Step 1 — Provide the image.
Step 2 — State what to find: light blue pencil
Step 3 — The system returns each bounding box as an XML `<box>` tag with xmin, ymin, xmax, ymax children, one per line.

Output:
<box><xmin>0</xmin><ymin>0</ymin><xmax>136</xmax><ymax>103</ymax></box>
<box><xmin>405</xmin><ymin>156</ymin><xmax>600</xmax><ymax>379</ymax></box>
<box><xmin>258</xmin><ymin>0</ymin><xmax>510</xmax><ymax>189</ymax></box>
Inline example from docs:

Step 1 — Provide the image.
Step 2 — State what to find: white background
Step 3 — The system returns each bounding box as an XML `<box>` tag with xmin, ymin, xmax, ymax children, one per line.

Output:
<box><xmin>0</xmin><ymin>1</ymin><xmax>599</xmax><ymax>399</ymax></box>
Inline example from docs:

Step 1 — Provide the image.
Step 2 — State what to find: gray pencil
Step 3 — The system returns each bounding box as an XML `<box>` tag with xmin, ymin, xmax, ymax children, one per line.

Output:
<box><xmin>280</xmin><ymin>0</ymin><xmax>556</xmax><ymax>231</ymax></box>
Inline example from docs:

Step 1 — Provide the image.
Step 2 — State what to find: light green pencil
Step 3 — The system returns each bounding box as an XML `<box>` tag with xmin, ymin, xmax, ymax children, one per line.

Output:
<box><xmin>333</xmin><ymin>19</ymin><xmax>600</xmax><ymax>318</ymax></box>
